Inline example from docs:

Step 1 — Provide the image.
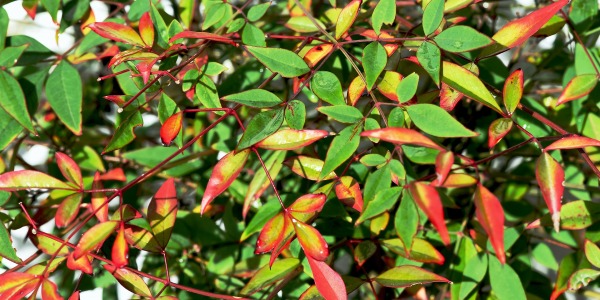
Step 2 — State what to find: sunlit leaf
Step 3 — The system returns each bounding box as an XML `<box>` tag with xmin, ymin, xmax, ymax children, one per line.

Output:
<box><xmin>396</xmin><ymin>73</ymin><xmax>419</xmax><ymax>103</ymax></box>
<box><xmin>0</xmin><ymin>170</ymin><xmax>74</xmax><ymax>191</ymax></box>
<box><xmin>372</xmin><ymin>0</ymin><xmax>395</xmax><ymax>35</ymax></box>
<box><xmin>73</xmin><ymin>221</ymin><xmax>118</xmax><ymax>259</ymax></box>
<box><xmin>104</xmin><ymin>264</ymin><xmax>152</xmax><ymax>297</ymax></box>
<box><xmin>557</xmin><ymin>74</ymin><xmax>598</xmax><ymax>106</ymax></box>
<box><xmin>377</xmin><ymin>71</ymin><xmax>402</xmax><ymax>101</ymax></box>
<box><xmin>361</xmin><ymin>128</ymin><xmax>444</xmax><ymax>151</ymax></box>
<box><xmin>55</xmin><ymin>152</ymin><xmax>82</xmax><ymax>188</ymax></box>
<box><xmin>406</xmin><ymin>104</ymin><xmax>478</xmax><ymax>137</ymax></box>
<box><xmin>408</xmin><ymin>182</ymin><xmax>450</xmax><ymax>245</ymax></box>
<box><xmin>311</xmin><ymin>71</ymin><xmax>345</xmax><ymax>105</ymax></box>
<box><xmin>320</xmin><ymin>124</ymin><xmax>361</xmax><ymax>180</ymax></box>
<box><xmin>147</xmin><ymin>178</ymin><xmax>178</xmax><ymax>248</ymax></box>
<box><xmin>422</xmin><ymin>0</ymin><xmax>444</xmax><ymax>36</ymax></box>
<box><xmin>382</xmin><ymin>238</ymin><xmax>445</xmax><ymax>265</ymax></box>
<box><xmin>488</xmin><ymin>118</ymin><xmax>513</xmax><ymax>148</ymax></box>
<box><xmin>123</xmin><ymin>225</ymin><xmax>162</xmax><ymax>253</ymax></box>
<box><xmin>201</xmin><ymin>149</ymin><xmax>250</xmax><ymax>214</ymax></box>
<box><xmin>335</xmin><ymin>0</ymin><xmax>360</xmax><ymax>39</ymax></box>
<box><xmin>169</xmin><ymin>31</ymin><xmax>237</xmax><ymax>45</ymax></box>
<box><xmin>243</xmin><ymin>151</ymin><xmax>286</xmax><ymax>218</ymax></box>
<box><xmin>362</xmin><ymin>42</ymin><xmax>387</xmax><ymax>90</ymax></box>
<box><xmin>91</xmin><ymin>172</ymin><xmax>109</xmax><ymax>222</ymax></box>
<box><xmin>441</xmin><ymin>61</ymin><xmax>502</xmax><ymax>113</ymax></box>
<box><xmin>111</xmin><ymin>225</ymin><xmax>129</xmax><ymax>268</ymax></box>
<box><xmin>335</xmin><ymin>176</ymin><xmax>363</xmax><ymax>212</ymax></box>
<box><xmin>568</xmin><ymin>268</ymin><xmax>600</xmax><ymax>291</ymax></box>
<box><xmin>303</xmin><ymin>43</ymin><xmax>334</xmax><ymax>68</ymax></box>
<box><xmin>41</xmin><ymin>279</ymin><xmax>62</xmax><ymax>300</ymax></box>
<box><xmin>375</xmin><ymin>265</ymin><xmax>451</xmax><ymax>288</ymax></box>
<box><xmin>546</xmin><ymin>135</ymin><xmax>600</xmax><ymax>151</ymax></box>
<box><xmin>306</xmin><ymin>255</ymin><xmax>347</xmax><ymax>300</ymax></box>
<box><xmin>0</xmin><ymin>221</ymin><xmax>20</xmax><ymax>263</ymax></box>
<box><xmin>318</xmin><ymin>106</ymin><xmax>363</xmax><ymax>123</ymax></box>
<box><xmin>434</xmin><ymin>151</ymin><xmax>454</xmax><ymax>186</ymax></box>
<box><xmin>241</xmin><ymin>258</ymin><xmax>301</xmax><ymax>296</ymax></box>
<box><xmin>88</xmin><ymin>22</ymin><xmax>145</xmax><ymax>47</ymax></box>
<box><xmin>55</xmin><ymin>193</ymin><xmax>83</xmax><ymax>228</ymax></box>
<box><xmin>0</xmin><ymin>272</ymin><xmax>37</xmax><ymax>294</ymax></box>
<box><xmin>503</xmin><ymin>69</ymin><xmax>523</xmax><ymax>115</ymax></box>
<box><xmin>584</xmin><ymin>240</ymin><xmax>600</xmax><ymax>269</ymax></box>
<box><xmin>293</xmin><ymin>219</ymin><xmax>328</xmax><ymax>261</ymax></box>
<box><xmin>356</xmin><ymin>187</ymin><xmax>402</xmax><ymax>224</ymax></box>
<box><xmin>222</xmin><ymin>89</ymin><xmax>282</xmax><ymax>108</ymax></box>
<box><xmin>289</xmin><ymin>193</ymin><xmax>327</xmax><ymax>215</ymax></box>
<box><xmin>160</xmin><ymin>112</ymin><xmax>183</xmax><ymax>146</ymax></box>
<box><xmin>138</xmin><ymin>12</ymin><xmax>154</xmax><ymax>47</ymax></box>
<box><xmin>348</xmin><ymin>76</ymin><xmax>366</xmax><ymax>105</ymax></box>
<box><xmin>434</xmin><ymin>26</ymin><xmax>493</xmax><ymax>52</ymax></box>
<box><xmin>439</xmin><ymin>82</ymin><xmax>463</xmax><ymax>111</ymax></box>
<box><xmin>474</xmin><ymin>184</ymin><xmax>505</xmax><ymax>264</ymax></box>
<box><xmin>284</xmin><ymin>156</ymin><xmax>337</xmax><ymax>181</ymax></box>
<box><xmin>246</xmin><ymin>46</ymin><xmax>310</xmax><ymax>78</ymax></box>
<box><xmin>67</xmin><ymin>252</ymin><xmax>93</xmax><ymax>275</ymax></box>
<box><xmin>256</xmin><ymin>129</ymin><xmax>328</xmax><ymax>150</ymax></box>
<box><xmin>238</xmin><ymin>108</ymin><xmax>284</xmax><ymax>150</ymax></box>
<box><xmin>417</xmin><ymin>41</ymin><xmax>441</xmax><ymax>86</ymax></box>
<box><xmin>536</xmin><ymin>152</ymin><xmax>564</xmax><ymax>232</ymax></box>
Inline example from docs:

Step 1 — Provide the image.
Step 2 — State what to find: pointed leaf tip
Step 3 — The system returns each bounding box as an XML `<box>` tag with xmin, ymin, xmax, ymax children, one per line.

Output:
<box><xmin>201</xmin><ymin>149</ymin><xmax>250</xmax><ymax>214</ymax></box>
<box><xmin>474</xmin><ymin>184</ymin><xmax>506</xmax><ymax>264</ymax></box>
<box><xmin>160</xmin><ymin>112</ymin><xmax>183</xmax><ymax>146</ymax></box>
<box><xmin>536</xmin><ymin>152</ymin><xmax>564</xmax><ymax>232</ymax></box>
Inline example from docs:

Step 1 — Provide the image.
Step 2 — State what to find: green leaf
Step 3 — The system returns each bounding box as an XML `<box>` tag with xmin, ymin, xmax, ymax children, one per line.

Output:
<box><xmin>195</xmin><ymin>75</ymin><xmax>223</xmax><ymax>112</ymax></box>
<box><xmin>0</xmin><ymin>45</ymin><xmax>28</xmax><ymax>67</ymax></box>
<box><xmin>372</xmin><ymin>0</ymin><xmax>395</xmax><ymax>35</ymax></box>
<box><xmin>375</xmin><ymin>265</ymin><xmax>451</xmax><ymax>288</ymax></box>
<box><xmin>242</xmin><ymin>23</ymin><xmax>266</xmax><ymax>47</ymax></box>
<box><xmin>0</xmin><ymin>108</ymin><xmax>23</xmax><ymax>150</ymax></box>
<box><xmin>357</xmin><ymin>187</ymin><xmax>402</xmax><ymax>224</ymax></box>
<box><xmin>363</xmin><ymin>42</ymin><xmax>387</xmax><ymax>90</ymax></box>
<box><xmin>441</xmin><ymin>61</ymin><xmax>502</xmax><ymax>113</ymax></box>
<box><xmin>320</xmin><ymin>124</ymin><xmax>361</xmax><ymax>179</ymax></box>
<box><xmin>395</xmin><ymin>192</ymin><xmax>419</xmax><ymax>254</ymax></box>
<box><xmin>0</xmin><ymin>7</ymin><xmax>7</xmax><ymax>50</ymax></box>
<box><xmin>569</xmin><ymin>268</ymin><xmax>600</xmax><ymax>291</ymax></box>
<box><xmin>103</xmin><ymin>108</ymin><xmax>143</xmax><ymax>154</ymax></box>
<box><xmin>318</xmin><ymin>105</ymin><xmax>363</xmax><ymax>123</ymax></box>
<box><xmin>285</xmin><ymin>16</ymin><xmax>325</xmax><ymax>33</ymax></box>
<box><xmin>405</xmin><ymin>104</ymin><xmax>477</xmax><ymax>137</ymax></box>
<box><xmin>422</xmin><ymin>0</ymin><xmax>444</xmax><ymax>36</ymax></box>
<box><xmin>74</xmin><ymin>221</ymin><xmax>119</xmax><ymax>258</ymax></box>
<box><xmin>41</xmin><ymin>0</ymin><xmax>60</xmax><ymax>22</ymax></box>
<box><xmin>417</xmin><ymin>41</ymin><xmax>441</xmax><ymax>86</ymax></box>
<box><xmin>227</xmin><ymin>18</ymin><xmax>246</xmax><ymax>33</ymax></box>
<box><xmin>311</xmin><ymin>71</ymin><xmax>345</xmax><ymax>105</ymax></box>
<box><xmin>223</xmin><ymin>89</ymin><xmax>282</xmax><ymax>108</ymax></box>
<box><xmin>382</xmin><ymin>238</ymin><xmax>445</xmax><ymax>264</ymax></box>
<box><xmin>570</xmin><ymin>0</ymin><xmax>598</xmax><ymax>32</ymax></box>
<box><xmin>433</xmin><ymin>26</ymin><xmax>493</xmax><ymax>52</ymax></box>
<box><xmin>285</xmin><ymin>100</ymin><xmax>306</xmax><ymax>129</ymax></box>
<box><xmin>104</xmin><ymin>265</ymin><xmax>153</xmax><ymax>297</ymax></box>
<box><xmin>246</xmin><ymin>46</ymin><xmax>310</xmax><ymax>78</ymax></box>
<box><xmin>150</xmin><ymin>2</ymin><xmax>170</xmax><ymax>49</ymax></box>
<box><xmin>585</xmin><ymin>240</ymin><xmax>600</xmax><ymax>268</ymax></box>
<box><xmin>488</xmin><ymin>254</ymin><xmax>526</xmax><ymax>300</ymax></box>
<box><xmin>241</xmin><ymin>258</ymin><xmax>301</xmax><ymax>295</ymax></box>
<box><xmin>532</xmin><ymin>242</ymin><xmax>558</xmax><ymax>270</ymax></box>
<box><xmin>247</xmin><ymin>2</ymin><xmax>270</xmax><ymax>22</ymax></box>
<box><xmin>0</xmin><ymin>70</ymin><xmax>35</xmax><ymax>133</ymax></box>
<box><xmin>458</xmin><ymin>254</ymin><xmax>488</xmax><ymax>299</ymax></box>
<box><xmin>359</xmin><ymin>154</ymin><xmax>387</xmax><ymax>166</ymax></box>
<box><xmin>396</xmin><ymin>73</ymin><xmax>419</xmax><ymax>103</ymax></box>
<box><xmin>203</xmin><ymin>3</ymin><xmax>227</xmax><ymax>30</ymax></box>
<box><xmin>363</xmin><ymin>164</ymin><xmax>391</xmax><ymax>205</ymax></box>
<box><xmin>238</xmin><ymin>108</ymin><xmax>284</xmax><ymax>150</ymax></box>
<box><xmin>0</xmin><ymin>221</ymin><xmax>21</xmax><ymax>263</ymax></box>
<box><xmin>46</xmin><ymin>60</ymin><xmax>83</xmax><ymax>135</ymax></box>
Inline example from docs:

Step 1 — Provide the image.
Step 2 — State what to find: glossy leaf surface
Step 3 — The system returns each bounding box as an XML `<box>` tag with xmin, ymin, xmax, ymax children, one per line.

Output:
<box><xmin>201</xmin><ymin>149</ymin><xmax>250</xmax><ymax>214</ymax></box>
<box><xmin>406</xmin><ymin>104</ymin><xmax>478</xmax><ymax>137</ymax></box>
<box><xmin>306</xmin><ymin>255</ymin><xmax>347</xmax><ymax>300</ymax></box>
<box><xmin>147</xmin><ymin>178</ymin><xmax>178</xmax><ymax>248</ymax></box>
<box><xmin>361</xmin><ymin>128</ymin><xmax>444</xmax><ymax>151</ymax></box>
<box><xmin>536</xmin><ymin>152</ymin><xmax>564</xmax><ymax>232</ymax></box>
<box><xmin>0</xmin><ymin>170</ymin><xmax>74</xmax><ymax>191</ymax></box>
<box><xmin>88</xmin><ymin>22</ymin><xmax>145</xmax><ymax>47</ymax></box>
<box><xmin>408</xmin><ymin>182</ymin><xmax>450</xmax><ymax>245</ymax></box>
<box><xmin>474</xmin><ymin>184</ymin><xmax>505</xmax><ymax>264</ymax></box>
<box><xmin>434</xmin><ymin>25</ymin><xmax>493</xmax><ymax>52</ymax></box>
<box><xmin>557</xmin><ymin>74</ymin><xmax>598</xmax><ymax>106</ymax></box>
<box><xmin>546</xmin><ymin>135</ymin><xmax>600</xmax><ymax>150</ymax></box>
<box><xmin>74</xmin><ymin>221</ymin><xmax>118</xmax><ymax>259</ymax></box>
<box><xmin>503</xmin><ymin>69</ymin><xmax>523</xmax><ymax>115</ymax></box>
<box><xmin>256</xmin><ymin>129</ymin><xmax>328</xmax><ymax>150</ymax></box>
<box><xmin>246</xmin><ymin>46</ymin><xmax>310</xmax><ymax>78</ymax></box>
<box><xmin>375</xmin><ymin>265</ymin><xmax>451</xmax><ymax>288</ymax></box>
<box><xmin>441</xmin><ymin>61</ymin><xmax>502</xmax><ymax>113</ymax></box>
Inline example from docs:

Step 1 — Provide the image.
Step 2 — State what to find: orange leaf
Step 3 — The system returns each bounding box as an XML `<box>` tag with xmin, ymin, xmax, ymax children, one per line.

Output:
<box><xmin>303</xmin><ymin>44</ymin><xmax>334</xmax><ymax>68</ymax></box>
<box><xmin>335</xmin><ymin>176</ymin><xmax>364</xmax><ymax>212</ymax></box>
<box><xmin>503</xmin><ymin>69</ymin><xmax>523</xmax><ymax>115</ymax></box>
<box><xmin>41</xmin><ymin>279</ymin><xmax>63</xmax><ymax>300</ymax></box>
<box><xmin>441</xmin><ymin>173</ymin><xmax>478</xmax><ymax>188</ymax></box>
<box><xmin>68</xmin><ymin>291</ymin><xmax>80</xmax><ymax>300</ymax></box>
<box><xmin>55</xmin><ymin>193</ymin><xmax>82</xmax><ymax>228</ymax></box>
<box><xmin>377</xmin><ymin>71</ymin><xmax>403</xmax><ymax>101</ymax></box>
<box><xmin>169</xmin><ymin>31</ymin><xmax>237</xmax><ymax>46</ymax></box>
<box><xmin>88</xmin><ymin>22</ymin><xmax>146</xmax><ymax>47</ymax></box>
<box><xmin>293</xmin><ymin>219</ymin><xmax>328</xmax><ymax>261</ymax></box>
<box><xmin>474</xmin><ymin>184</ymin><xmax>505</xmax><ymax>264</ymax></box>
<box><xmin>99</xmin><ymin>168</ymin><xmax>127</xmax><ymax>181</ymax></box>
<box><xmin>256</xmin><ymin>129</ymin><xmax>328</xmax><ymax>150</ymax></box>
<box><xmin>67</xmin><ymin>252</ymin><xmax>93</xmax><ymax>275</ymax></box>
<box><xmin>0</xmin><ymin>272</ymin><xmax>37</xmax><ymax>294</ymax></box>
<box><xmin>289</xmin><ymin>193</ymin><xmax>326</xmax><ymax>214</ymax></box>
<box><xmin>138</xmin><ymin>12</ymin><xmax>154</xmax><ymax>47</ymax></box>
<box><xmin>546</xmin><ymin>135</ymin><xmax>600</xmax><ymax>151</ymax></box>
<box><xmin>557</xmin><ymin>74</ymin><xmax>598</xmax><ymax>106</ymax></box>
<box><xmin>536</xmin><ymin>152</ymin><xmax>564</xmax><ymax>232</ymax></box>
<box><xmin>256</xmin><ymin>212</ymin><xmax>287</xmax><ymax>254</ymax></box>
<box><xmin>112</xmin><ymin>224</ymin><xmax>129</xmax><ymax>268</ymax></box>
<box><xmin>306</xmin><ymin>256</ymin><xmax>347</xmax><ymax>300</ymax></box>
<box><xmin>0</xmin><ymin>277</ymin><xmax>38</xmax><ymax>299</ymax></box>
<box><xmin>147</xmin><ymin>178</ymin><xmax>178</xmax><ymax>248</ymax></box>
<box><xmin>55</xmin><ymin>152</ymin><xmax>82</xmax><ymax>188</ymax></box>
<box><xmin>488</xmin><ymin>118</ymin><xmax>513</xmax><ymax>148</ymax></box>
<box><xmin>91</xmin><ymin>172</ymin><xmax>109</xmax><ymax>222</ymax></box>
<box><xmin>361</xmin><ymin>128</ymin><xmax>445</xmax><ymax>151</ymax></box>
<box><xmin>408</xmin><ymin>182</ymin><xmax>450</xmax><ymax>245</ymax></box>
<box><xmin>73</xmin><ymin>221</ymin><xmax>118</xmax><ymax>259</ymax></box>
<box><xmin>439</xmin><ymin>83</ymin><xmax>463</xmax><ymax>111</ymax></box>
<box><xmin>200</xmin><ymin>149</ymin><xmax>250</xmax><ymax>214</ymax></box>
<box><xmin>347</xmin><ymin>76</ymin><xmax>366</xmax><ymax>106</ymax></box>
<box><xmin>434</xmin><ymin>151</ymin><xmax>454</xmax><ymax>186</ymax></box>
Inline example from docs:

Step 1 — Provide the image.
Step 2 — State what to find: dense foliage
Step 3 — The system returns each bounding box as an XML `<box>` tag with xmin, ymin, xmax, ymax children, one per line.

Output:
<box><xmin>0</xmin><ymin>0</ymin><xmax>600</xmax><ymax>299</ymax></box>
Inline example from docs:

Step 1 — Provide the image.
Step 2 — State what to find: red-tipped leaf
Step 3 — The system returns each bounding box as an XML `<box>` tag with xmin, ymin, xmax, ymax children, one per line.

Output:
<box><xmin>546</xmin><ymin>135</ymin><xmax>600</xmax><ymax>151</ymax></box>
<box><xmin>88</xmin><ymin>22</ymin><xmax>146</xmax><ymax>47</ymax></box>
<box><xmin>0</xmin><ymin>170</ymin><xmax>75</xmax><ymax>191</ymax></box>
<box><xmin>112</xmin><ymin>224</ymin><xmax>129</xmax><ymax>268</ymax></box>
<box><xmin>335</xmin><ymin>176</ymin><xmax>364</xmax><ymax>212</ymax></box>
<box><xmin>408</xmin><ymin>182</ymin><xmax>450</xmax><ymax>245</ymax></box>
<box><xmin>375</xmin><ymin>265</ymin><xmax>451</xmax><ymax>288</ymax></box>
<box><xmin>557</xmin><ymin>74</ymin><xmax>598</xmax><ymax>106</ymax></box>
<box><xmin>474</xmin><ymin>184</ymin><xmax>506</xmax><ymax>264</ymax></box>
<box><xmin>103</xmin><ymin>264</ymin><xmax>152</xmax><ymax>297</ymax></box>
<box><xmin>536</xmin><ymin>152</ymin><xmax>564</xmax><ymax>232</ymax></box>
<box><xmin>91</xmin><ymin>172</ymin><xmax>109</xmax><ymax>222</ymax></box>
<box><xmin>99</xmin><ymin>168</ymin><xmax>126</xmax><ymax>181</ymax></box>
<box><xmin>256</xmin><ymin>129</ymin><xmax>328</xmax><ymax>150</ymax></box>
<box><xmin>293</xmin><ymin>219</ymin><xmax>329</xmax><ymax>261</ymax></box>
<box><xmin>138</xmin><ymin>12</ymin><xmax>154</xmax><ymax>47</ymax></box>
<box><xmin>67</xmin><ymin>252</ymin><xmax>93</xmax><ymax>275</ymax></box>
<box><xmin>160</xmin><ymin>112</ymin><xmax>182</xmax><ymax>146</ymax></box>
<box><xmin>41</xmin><ymin>279</ymin><xmax>63</xmax><ymax>300</ymax></box>
<box><xmin>488</xmin><ymin>118</ymin><xmax>513</xmax><ymax>148</ymax></box>
<box><xmin>147</xmin><ymin>178</ymin><xmax>178</xmax><ymax>248</ymax></box>
<box><xmin>503</xmin><ymin>69</ymin><xmax>523</xmax><ymax>115</ymax></box>
<box><xmin>200</xmin><ymin>149</ymin><xmax>250</xmax><ymax>214</ymax></box>
<box><xmin>439</xmin><ymin>83</ymin><xmax>463</xmax><ymax>111</ymax></box>
<box><xmin>306</xmin><ymin>255</ymin><xmax>347</xmax><ymax>300</ymax></box>
<box><xmin>361</xmin><ymin>128</ymin><xmax>445</xmax><ymax>151</ymax></box>
<box><xmin>303</xmin><ymin>44</ymin><xmax>334</xmax><ymax>68</ymax></box>
<box><xmin>73</xmin><ymin>221</ymin><xmax>118</xmax><ymax>259</ymax></box>
<box><xmin>55</xmin><ymin>152</ymin><xmax>83</xmax><ymax>188</ymax></box>
<box><xmin>169</xmin><ymin>31</ymin><xmax>236</xmax><ymax>45</ymax></box>
<box><xmin>55</xmin><ymin>193</ymin><xmax>83</xmax><ymax>228</ymax></box>
<box><xmin>256</xmin><ymin>212</ymin><xmax>287</xmax><ymax>254</ymax></box>
<box><xmin>434</xmin><ymin>151</ymin><xmax>454</xmax><ymax>186</ymax></box>
<box><xmin>289</xmin><ymin>193</ymin><xmax>326</xmax><ymax>214</ymax></box>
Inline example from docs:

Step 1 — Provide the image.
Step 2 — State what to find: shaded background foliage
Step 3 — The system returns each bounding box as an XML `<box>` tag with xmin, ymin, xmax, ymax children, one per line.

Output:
<box><xmin>0</xmin><ymin>0</ymin><xmax>599</xmax><ymax>299</ymax></box>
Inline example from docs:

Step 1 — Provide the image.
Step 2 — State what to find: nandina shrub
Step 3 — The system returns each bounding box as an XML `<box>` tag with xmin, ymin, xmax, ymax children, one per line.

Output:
<box><xmin>0</xmin><ymin>0</ymin><xmax>599</xmax><ymax>299</ymax></box>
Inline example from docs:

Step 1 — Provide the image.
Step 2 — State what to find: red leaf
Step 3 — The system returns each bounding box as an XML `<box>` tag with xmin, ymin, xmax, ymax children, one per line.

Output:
<box><xmin>88</xmin><ymin>22</ymin><xmax>146</xmax><ymax>47</ymax></box>
<box><xmin>147</xmin><ymin>178</ymin><xmax>178</xmax><ymax>248</ymax></box>
<box><xmin>22</xmin><ymin>1</ymin><xmax>37</xmax><ymax>20</ymax></box>
<box><xmin>67</xmin><ymin>252</ymin><xmax>93</xmax><ymax>275</ymax></box>
<box><xmin>546</xmin><ymin>135</ymin><xmax>600</xmax><ymax>151</ymax></box>
<box><xmin>138</xmin><ymin>12</ymin><xmax>154</xmax><ymax>47</ymax></box>
<box><xmin>0</xmin><ymin>272</ymin><xmax>37</xmax><ymax>294</ymax></box>
<box><xmin>434</xmin><ymin>151</ymin><xmax>454</xmax><ymax>187</ymax></box>
<box><xmin>557</xmin><ymin>74</ymin><xmax>599</xmax><ymax>106</ymax></box>
<box><xmin>474</xmin><ymin>184</ymin><xmax>506</xmax><ymax>264</ymax></box>
<box><xmin>0</xmin><ymin>277</ymin><xmax>38</xmax><ymax>299</ymax></box>
<box><xmin>439</xmin><ymin>83</ymin><xmax>463</xmax><ymax>111</ymax></box>
<box><xmin>55</xmin><ymin>193</ymin><xmax>83</xmax><ymax>228</ymax></box>
<box><xmin>536</xmin><ymin>152</ymin><xmax>564</xmax><ymax>232</ymax></box>
<box><xmin>306</xmin><ymin>255</ymin><xmax>347</xmax><ymax>300</ymax></box>
<box><xmin>488</xmin><ymin>0</ymin><xmax>568</xmax><ymax>50</ymax></box>
<box><xmin>99</xmin><ymin>168</ymin><xmax>127</xmax><ymax>181</ymax></box>
<box><xmin>256</xmin><ymin>129</ymin><xmax>328</xmax><ymax>150</ymax></box>
<box><xmin>41</xmin><ymin>279</ymin><xmax>63</xmax><ymax>300</ymax></box>
<box><xmin>112</xmin><ymin>224</ymin><xmax>129</xmax><ymax>268</ymax></box>
<box><xmin>91</xmin><ymin>172</ymin><xmax>109</xmax><ymax>222</ymax></box>
<box><xmin>73</xmin><ymin>221</ymin><xmax>118</xmax><ymax>259</ymax></box>
<box><xmin>200</xmin><ymin>149</ymin><xmax>250</xmax><ymax>214</ymax></box>
<box><xmin>488</xmin><ymin>118</ymin><xmax>513</xmax><ymax>148</ymax></box>
<box><xmin>335</xmin><ymin>176</ymin><xmax>364</xmax><ymax>212</ymax></box>
<box><xmin>68</xmin><ymin>291</ymin><xmax>80</xmax><ymax>300</ymax></box>
<box><xmin>441</xmin><ymin>174</ymin><xmax>478</xmax><ymax>188</ymax></box>
<box><xmin>408</xmin><ymin>182</ymin><xmax>450</xmax><ymax>245</ymax></box>
<box><xmin>303</xmin><ymin>44</ymin><xmax>334</xmax><ymax>68</ymax></box>
<box><xmin>55</xmin><ymin>152</ymin><xmax>83</xmax><ymax>188</ymax></box>
<box><xmin>361</xmin><ymin>128</ymin><xmax>445</xmax><ymax>151</ymax></box>
<box><xmin>503</xmin><ymin>69</ymin><xmax>524</xmax><ymax>115</ymax></box>
<box><xmin>293</xmin><ymin>219</ymin><xmax>329</xmax><ymax>261</ymax></box>
<box><xmin>169</xmin><ymin>31</ymin><xmax>236</xmax><ymax>45</ymax></box>
<box><xmin>0</xmin><ymin>170</ymin><xmax>75</xmax><ymax>191</ymax></box>
<box><xmin>256</xmin><ymin>212</ymin><xmax>287</xmax><ymax>254</ymax></box>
